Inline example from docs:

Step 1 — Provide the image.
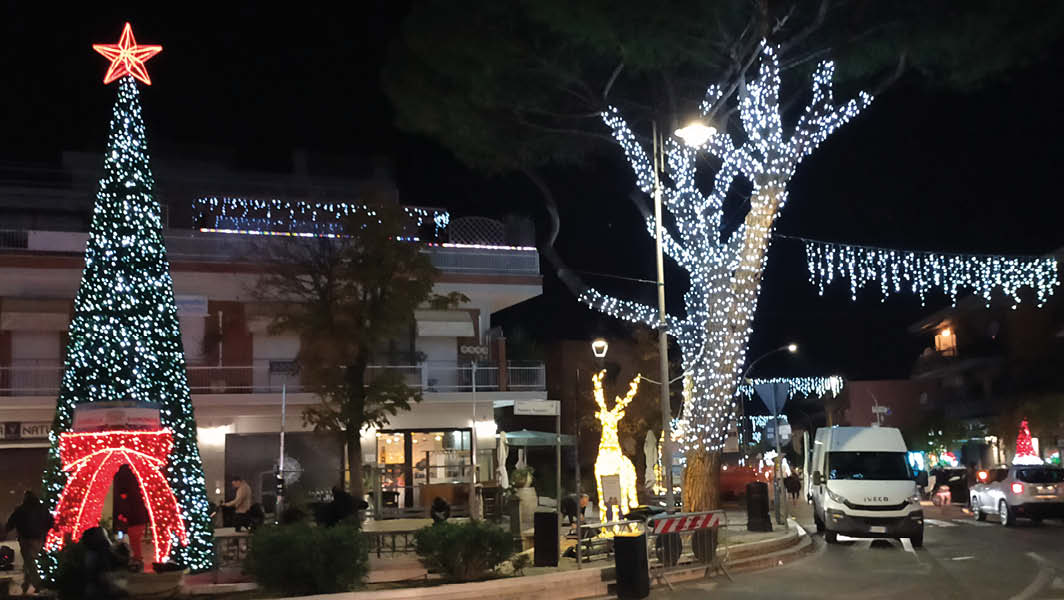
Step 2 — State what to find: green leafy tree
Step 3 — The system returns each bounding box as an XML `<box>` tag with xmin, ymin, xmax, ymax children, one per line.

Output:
<box><xmin>41</xmin><ymin>76</ymin><xmax>214</xmax><ymax>574</ymax></box>
<box><xmin>256</xmin><ymin>202</ymin><xmax>438</xmax><ymax>500</ymax></box>
<box><xmin>386</xmin><ymin>1</ymin><xmax>1064</xmax><ymax>511</ymax></box>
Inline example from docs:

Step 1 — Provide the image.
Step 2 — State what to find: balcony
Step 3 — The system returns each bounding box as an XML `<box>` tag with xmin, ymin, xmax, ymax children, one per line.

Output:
<box><xmin>0</xmin><ymin>228</ymin><xmax>540</xmax><ymax>276</ymax></box>
<box><xmin>0</xmin><ymin>360</ymin><xmax>546</xmax><ymax>396</ymax></box>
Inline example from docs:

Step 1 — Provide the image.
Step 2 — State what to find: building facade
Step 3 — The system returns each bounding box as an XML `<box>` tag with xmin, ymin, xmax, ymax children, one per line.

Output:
<box><xmin>0</xmin><ymin>153</ymin><xmax>545</xmax><ymax>517</ymax></box>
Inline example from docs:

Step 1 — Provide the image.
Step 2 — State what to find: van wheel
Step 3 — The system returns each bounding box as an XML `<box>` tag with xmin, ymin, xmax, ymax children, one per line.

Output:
<box><xmin>814</xmin><ymin>511</ymin><xmax>825</xmax><ymax>533</ymax></box>
<box><xmin>910</xmin><ymin>531</ymin><xmax>923</xmax><ymax>548</ymax></box>
<box><xmin>825</xmin><ymin>530</ymin><xmax>838</xmax><ymax>544</ymax></box>
<box><xmin>971</xmin><ymin>497</ymin><xmax>985</xmax><ymax>521</ymax></box>
<box><xmin>999</xmin><ymin>501</ymin><xmax>1015</xmax><ymax>527</ymax></box>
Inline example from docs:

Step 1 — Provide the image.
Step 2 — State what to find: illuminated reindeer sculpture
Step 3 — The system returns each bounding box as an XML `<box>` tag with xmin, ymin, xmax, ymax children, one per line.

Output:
<box><xmin>592</xmin><ymin>370</ymin><xmax>641</xmax><ymax>522</ymax></box>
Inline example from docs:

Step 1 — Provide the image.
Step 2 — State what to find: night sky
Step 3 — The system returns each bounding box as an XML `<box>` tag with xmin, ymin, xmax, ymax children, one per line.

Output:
<box><xmin>4</xmin><ymin>5</ymin><xmax>1062</xmax><ymax>381</ymax></box>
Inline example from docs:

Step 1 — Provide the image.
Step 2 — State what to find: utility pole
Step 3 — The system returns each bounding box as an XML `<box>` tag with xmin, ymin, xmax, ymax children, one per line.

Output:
<box><xmin>652</xmin><ymin>121</ymin><xmax>674</xmax><ymax>511</ymax></box>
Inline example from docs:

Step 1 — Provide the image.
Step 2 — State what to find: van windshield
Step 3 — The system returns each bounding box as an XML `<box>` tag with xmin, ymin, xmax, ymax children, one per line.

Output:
<box><xmin>828</xmin><ymin>452</ymin><xmax>911</xmax><ymax>481</ymax></box>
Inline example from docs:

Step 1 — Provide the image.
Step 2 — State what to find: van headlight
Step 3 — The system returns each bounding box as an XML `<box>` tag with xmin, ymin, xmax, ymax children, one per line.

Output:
<box><xmin>908</xmin><ymin>493</ymin><xmax>921</xmax><ymax>505</ymax></box>
<box><xmin>826</xmin><ymin>487</ymin><xmax>846</xmax><ymax>504</ymax></box>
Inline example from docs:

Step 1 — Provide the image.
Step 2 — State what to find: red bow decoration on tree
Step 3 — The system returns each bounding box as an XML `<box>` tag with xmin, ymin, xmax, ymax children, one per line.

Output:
<box><xmin>45</xmin><ymin>429</ymin><xmax>188</xmax><ymax>562</ymax></box>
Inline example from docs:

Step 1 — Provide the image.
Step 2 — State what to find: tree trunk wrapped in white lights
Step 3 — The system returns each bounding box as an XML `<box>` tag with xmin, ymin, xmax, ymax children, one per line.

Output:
<box><xmin>581</xmin><ymin>42</ymin><xmax>871</xmax><ymax>510</ymax></box>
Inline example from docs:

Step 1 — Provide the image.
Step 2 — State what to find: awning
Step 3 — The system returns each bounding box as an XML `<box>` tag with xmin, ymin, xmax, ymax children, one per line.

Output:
<box><xmin>415</xmin><ymin>310</ymin><xmax>474</xmax><ymax>337</ymax></box>
<box><xmin>502</xmin><ymin>429</ymin><xmax>576</xmax><ymax>447</ymax></box>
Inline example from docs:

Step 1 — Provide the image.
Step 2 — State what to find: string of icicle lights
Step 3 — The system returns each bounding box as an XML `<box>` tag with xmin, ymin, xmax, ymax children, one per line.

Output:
<box><xmin>194</xmin><ymin>197</ymin><xmax>450</xmax><ymax>237</ymax></box>
<box><xmin>735</xmin><ymin>375</ymin><xmax>844</xmax><ymax>399</ymax></box>
<box><xmin>579</xmin><ymin>41</ymin><xmax>871</xmax><ymax>454</ymax></box>
<box><xmin>804</xmin><ymin>240</ymin><xmax>1059</xmax><ymax>307</ymax></box>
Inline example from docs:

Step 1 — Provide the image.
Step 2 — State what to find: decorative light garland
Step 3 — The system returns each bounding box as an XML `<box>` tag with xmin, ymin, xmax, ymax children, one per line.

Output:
<box><xmin>804</xmin><ymin>240</ymin><xmax>1059</xmax><ymax>307</ymax></box>
<box><xmin>580</xmin><ymin>41</ymin><xmax>871</xmax><ymax>455</ymax></box>
<box><xmin>41</xmin><ymin>65</ymin><xmax>214</xmax><ymax>574</ymax></box>
<box><xmin>194</xmin><ymin>197</ymin><xmax>450</xmax><ymax>237</ymax></box>
<box><xmin>592</xmin><ymin>370</ymin><xmax>641</xmax><ymax>524</ymax></box>
<box><xmin>735</xmin><ymin>376</ymin><xmax>844</xmax><ymax>400</ymax></box>
<box><xmin>45</xmin><ymin>429</ymin><xmax>188</xmax><ymax>563</ymax></box>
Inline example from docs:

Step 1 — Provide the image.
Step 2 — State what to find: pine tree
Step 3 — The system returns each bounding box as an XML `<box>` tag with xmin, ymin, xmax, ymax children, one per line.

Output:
<box><xmin>41</xmin><ymin>76</ymin><xmax>213</xmax><ymax>572</ymax></box>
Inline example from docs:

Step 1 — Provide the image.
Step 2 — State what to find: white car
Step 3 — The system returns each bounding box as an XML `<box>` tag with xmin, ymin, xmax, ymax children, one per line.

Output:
<box><xmin>970</xmin><ymin>465</ymin><xmax>1064</xmax><ymax>526</ymax></box>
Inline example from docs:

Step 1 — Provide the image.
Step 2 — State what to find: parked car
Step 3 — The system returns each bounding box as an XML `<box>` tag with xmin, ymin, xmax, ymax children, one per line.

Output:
<box><xmin>809</xmin><ymin>427</ymin><xmax>927</xmax><ymax>547</ymax></box>
<box><xmin>970</xmin><ymin>464</ymin><xmax>1064</xmax><ymax>526</ymax></box>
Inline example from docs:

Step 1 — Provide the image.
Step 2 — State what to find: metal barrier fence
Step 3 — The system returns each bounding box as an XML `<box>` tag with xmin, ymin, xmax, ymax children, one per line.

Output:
<box><xmin>645</xmin><ymin>510</ymin><xmax>731</xmax><ymax>589</ymax></box>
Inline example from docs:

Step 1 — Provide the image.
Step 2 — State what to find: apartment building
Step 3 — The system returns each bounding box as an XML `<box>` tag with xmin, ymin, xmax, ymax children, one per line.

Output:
<box><xmin>0</xmin><ymin>152</ymin><xmax>546</xmax><ymax>516</ymax></box>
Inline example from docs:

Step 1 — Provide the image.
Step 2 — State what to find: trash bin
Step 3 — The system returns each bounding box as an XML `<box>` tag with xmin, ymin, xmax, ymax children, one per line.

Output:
<box><xmin>746</xmin><ymin>481</ymin><xmax>773</xmax><ymax>532</ymax></box>
<box><xmin>533</xmin><ymin>511</ymin><xmax>559</xmax><ymax>566</ymax></box>
<box><xmin>614</xmin><ymin>532</ymin><xmax>650</xmax><ymax>599</ymax></box>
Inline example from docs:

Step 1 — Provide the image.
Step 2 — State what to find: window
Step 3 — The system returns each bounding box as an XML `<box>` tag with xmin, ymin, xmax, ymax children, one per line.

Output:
<box><xmin>934</xmin><ymin>327</ymin><xmax>957</xmax><ymax>357</ymax></box>
<box><xmin>990</xmin><ymin>468</ymin><xmax>1009</xmax><ymax>483</ymax></box>
<box><xmin>828</xmin><ymin>452</ymin><xmax>912</xmax><ymax>481</ymax></box>
<box><xmin>1015</xmin><ymin>468</ymin><xmax>1064</xmax><ymax>483</ymax></box>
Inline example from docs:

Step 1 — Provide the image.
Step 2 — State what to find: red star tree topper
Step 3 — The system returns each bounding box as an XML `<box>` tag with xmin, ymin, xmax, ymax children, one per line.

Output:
<box><xmin>92</xmin><ymin>22</ymin><xmax>162</xmax><ymax>85</ymax></box>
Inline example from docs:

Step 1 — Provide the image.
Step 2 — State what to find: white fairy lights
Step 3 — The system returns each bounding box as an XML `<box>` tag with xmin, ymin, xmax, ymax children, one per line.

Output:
<box><xmin>42</xmin><ymin>76</ymin><xmax>214</xmax><ymax>574</ymax></box>
<box><xmin>580</xmin><ymin>42</ymin><xmax>871</xmax><ymax>455</ymax></box>
<box><xmin>805</xmin><ymin>240</ymin><xmax>1059</xmax><ymax>307</ymax></box>
<box><xmin>735</xmin><ymin>375</ymin><xmax>845</xmax><ymax>400</ymax></box>
<box><xmin>195</xmin><ymin>196</ymin><xmax>450</xmax><ymax>238</ymax></box>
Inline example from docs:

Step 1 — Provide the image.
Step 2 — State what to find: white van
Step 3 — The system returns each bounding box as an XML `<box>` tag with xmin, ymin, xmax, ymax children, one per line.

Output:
<box><xmin>808</xmin><ymin>426</ymin><xmax>927</xmax><ymax>546</ymax></box>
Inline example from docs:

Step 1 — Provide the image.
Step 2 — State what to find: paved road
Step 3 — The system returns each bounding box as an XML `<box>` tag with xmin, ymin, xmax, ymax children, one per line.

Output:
<box><xmin>654</xmin><ymin>504</ymin><xmax>1064</xmax><ymax>599</ymax></box>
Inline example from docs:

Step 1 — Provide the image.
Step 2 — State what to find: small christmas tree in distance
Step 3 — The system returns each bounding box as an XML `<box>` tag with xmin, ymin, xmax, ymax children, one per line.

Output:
<box><xmin>1012</xmin><ymin>419</ymin><xmax>1042</xmax><ymax>465</ymax></box>
<box><xmin>40</xmin><ymin>23</ymin><xmax>213</xmax><ymax>574</ymax></box>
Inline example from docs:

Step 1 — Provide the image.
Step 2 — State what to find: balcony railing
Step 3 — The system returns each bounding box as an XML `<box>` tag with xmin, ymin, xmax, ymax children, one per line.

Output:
<box><xmin>0</xmin><ymin>360</ymin><xmax>546</xmax><ymax>396</ymax></box>
<box><xmin>0</xmin><ymin>229</ymin><xmax>541</xmax><ymax>275</ymax></box>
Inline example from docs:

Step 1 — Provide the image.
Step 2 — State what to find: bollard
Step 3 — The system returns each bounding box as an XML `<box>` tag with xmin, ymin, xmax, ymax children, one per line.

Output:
<box><xmin>746</xmin><ymin>481</ymin><xmax>773</xmax><ymax>532</ymax></box>
<box><xmin>614</xmin><ymin>531</ymin><xmax>650</xmax><ymax>599</ymax></box>
<box><xmin>533</xmin><ymin>511</ymin><xmax>559</xmax><ymax>566</ymax></box>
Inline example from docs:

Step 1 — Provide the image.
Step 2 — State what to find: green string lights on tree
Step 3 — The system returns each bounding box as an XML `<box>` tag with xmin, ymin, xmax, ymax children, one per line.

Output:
<box><xmin>41</xmin><ymin>25</ymin><xmax>213</xmax><ymax>574</ymax></box>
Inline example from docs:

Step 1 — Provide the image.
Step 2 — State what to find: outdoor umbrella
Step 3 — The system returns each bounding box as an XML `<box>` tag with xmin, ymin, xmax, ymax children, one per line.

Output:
<box><xmin>643</xmin><ymin>431</ymin><xmax>658</xmax><ymax>491</ymax></box>
<box><xmin>496</xmin><ymin>431</ymin><xmax>509</xmax><ymax>489</ymax></box>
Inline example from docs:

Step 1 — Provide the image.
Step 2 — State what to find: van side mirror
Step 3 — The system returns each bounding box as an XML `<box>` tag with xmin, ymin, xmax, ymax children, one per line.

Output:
<box><xmin>812</xmin><ymin>471</ymin><xmax>823</xmax><ymax>486</ymax></box>
<box><xmin>916</xmin><ymin>471</ymin><xmax>928</xmax><ymax>487</ymax></box>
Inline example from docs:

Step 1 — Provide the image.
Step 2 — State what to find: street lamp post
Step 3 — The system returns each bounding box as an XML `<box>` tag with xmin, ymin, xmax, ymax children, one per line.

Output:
<box><xmin>652</xmin><ymin>118</ymin><xmax>716</xmax><ymax>512</ymax></box>
<box><xmin>738</xmin><ymin>343</ymin><xmax>798</xmax><ymax>448</ymax></box>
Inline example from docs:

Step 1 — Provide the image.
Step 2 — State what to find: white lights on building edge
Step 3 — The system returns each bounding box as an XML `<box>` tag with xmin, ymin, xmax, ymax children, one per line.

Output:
<box><xmin>580</xmin><ymin>41</ymin><xmax>871</xmax><ymax>455</ymax></box>
<box><xmin>194</xmin><ymin>196</ymin><xmax>450</xmax><ymax>237</ymax></box>
<box><xmin>805</xmin><ymin>240</ymin><xmax>1059</xmax><ymax>307</ymax></box>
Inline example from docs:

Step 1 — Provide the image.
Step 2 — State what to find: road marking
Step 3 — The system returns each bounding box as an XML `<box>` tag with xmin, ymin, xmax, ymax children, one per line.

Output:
<box><xmin>1008</xmin><ymin>553</ymin><xmax>1056</xmax><ymax>600</ymax></box>
<box><xmin>925</xmin><ymin>518</ymin><xmax>957</xmax><ymax>527</ymax></box>
<box><xmin>1051</xmin><ymin>576</ymin><xmax>1064</xmax><ymax>590</ymax></box>
<box><xmin>950</xmin><ymin>556</ymin><xmax>975</xmax><ymax>561</ymax></box>
<box><xmin>900</xmin><ymin>538</ymin><xmax>915</xmax><ymax>554</ymax></box>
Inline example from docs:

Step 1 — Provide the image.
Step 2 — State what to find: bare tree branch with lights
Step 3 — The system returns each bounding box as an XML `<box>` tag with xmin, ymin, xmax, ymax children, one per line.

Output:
<box><xmin>581</xmin><ymin>42</ymin><xmax>871</xmax><ymax>510</ymax></box>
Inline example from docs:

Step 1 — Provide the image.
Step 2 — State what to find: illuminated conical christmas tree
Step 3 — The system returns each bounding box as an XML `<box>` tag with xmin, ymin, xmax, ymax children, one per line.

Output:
<box><xmin>1013</xmin><ymin>419</ymin><xmax>1042</xmax><ymax>465</ymax></box>
<box><xmin>40</xmin><ymin>24</ymin><xmax>213</xmax><ymax>574</ymax></box>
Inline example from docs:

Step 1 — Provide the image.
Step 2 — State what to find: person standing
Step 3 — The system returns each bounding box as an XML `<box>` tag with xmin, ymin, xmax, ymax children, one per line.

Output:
<box><xmin>222</xmin><ymin>476</ymin><xmax>253</xmax><ymax>531</ymax></box>
<box><xmin>5</xmin><ymin>491</ymin><xmax>53</xmax><ymax>595</ymax></box>
<box><xmin>114</xmin><ymin>465</ymin><xmax>150</xmax><ymax>568</ymax></box>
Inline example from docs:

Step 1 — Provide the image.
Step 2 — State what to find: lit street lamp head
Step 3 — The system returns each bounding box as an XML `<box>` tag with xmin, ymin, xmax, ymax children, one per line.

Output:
<box><xmin>787</xmin><ymin>343</ymin><xmax>798</xmax><ymax>353</ymax></box>
<box><xmin>674</xmin><ymin>121</ymin><xmax>718</xmax><ymax>147</ymax></box>
<box><xmin>591</xmin><ymin>338</ymin><xmax>609</xmax><ymax>358</ymax></box>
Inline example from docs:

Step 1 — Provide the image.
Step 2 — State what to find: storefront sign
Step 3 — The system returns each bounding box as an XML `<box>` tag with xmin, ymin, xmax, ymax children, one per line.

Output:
<box><xmin>175</xmin><ymin>295</ymin><xmax>208</xmax><ymax>317</ymax></box>
<box><xmin>0</xmin><ymin>422</ymin><xmax>51</xmax><ymax>440</ymax></box>
<box><xmin>73</xmin><ymin>401</ymin><xmax>162</xmax><ymax>432</ymax></box>
<box><xmin>514</xmin><ymin>400</ymin><xmax>559</xmax><ymax>416</ymax></box>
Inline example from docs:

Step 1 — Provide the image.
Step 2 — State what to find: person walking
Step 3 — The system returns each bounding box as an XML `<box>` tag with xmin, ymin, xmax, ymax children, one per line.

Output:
<box><xmin>114</xmin><ymin>465</ymin><xmax>150</xmax><ymax>569</ymax></box>
<box><xmin>5</xmin><ymin>491</ymin><xmax>53</xmax><ymax>595</ymax></box>
<box><xmin>221</xmin><ymin>476</ymin><xmax>253</xmax><ymax>531</ymax></box>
